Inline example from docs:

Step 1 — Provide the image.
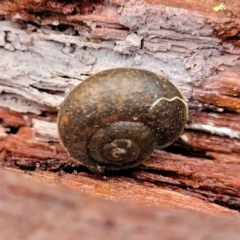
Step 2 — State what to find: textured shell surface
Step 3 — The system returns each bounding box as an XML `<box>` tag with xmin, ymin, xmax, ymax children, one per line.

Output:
<box><xmin>57</xmin><ymin>68</ymin><xmax>188</xmax><ymax>172</ymax></box>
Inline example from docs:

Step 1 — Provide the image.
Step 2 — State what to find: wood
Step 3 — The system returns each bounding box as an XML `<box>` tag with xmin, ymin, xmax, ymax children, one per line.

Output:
<box><xmin>1</xmin><ymin>167</ymin><xmax>240</xmax><ymax>239</ymax></box>
<box><xmin>0</xmin><ymin>0</ymin><xmax>240</xmax><ymax>227</ymax></box>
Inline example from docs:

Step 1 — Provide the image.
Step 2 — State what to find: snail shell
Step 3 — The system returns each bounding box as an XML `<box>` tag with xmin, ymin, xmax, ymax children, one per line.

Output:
<box><xmin>57</xmin><ymin>68</ymin><xmax>188</xmax><ymax>173</ymax></box>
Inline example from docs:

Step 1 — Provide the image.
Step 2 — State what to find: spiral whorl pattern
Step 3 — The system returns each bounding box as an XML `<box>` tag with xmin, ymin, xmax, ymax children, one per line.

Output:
<box><xmin>87</xmin><ymin>121</ymin><xmax>157</xmax><ymax>166</ymax></box>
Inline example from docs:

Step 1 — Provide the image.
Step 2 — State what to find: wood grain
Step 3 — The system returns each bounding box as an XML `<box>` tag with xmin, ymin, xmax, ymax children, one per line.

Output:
<box><xmin>1</xmin><ymin>167</ymin><xmax>240</xmax><ymax>239</ymax></box>
<box><xmin>0</xmin><ymin>109</ymin><xmax>240</xmax><ymax>214</ymax></box>
<box><xmin>0</xmin><ymin>0</ymin><xmax>240</xmax><ymax>221</ymax></box>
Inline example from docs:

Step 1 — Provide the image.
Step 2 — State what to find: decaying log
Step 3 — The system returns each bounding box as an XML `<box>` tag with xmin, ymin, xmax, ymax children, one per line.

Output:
<box><xmin>1</xmin><ymin>108</ymin><xmax>240</xmax><ymax>215</ymax></box>
<box><xmin>1</xmin><ymin>167</ymin><xmax>240</xmax><ymax>239</ymax></box>
<box><xmin>0</xmin><ymin>0</ymin><xmax>239</xmax><ymax>113</ymax></box>
<box><xmin>0</xmin><ymin>0</ymin><xmax>240</xmax><ymax>221</ymax></box>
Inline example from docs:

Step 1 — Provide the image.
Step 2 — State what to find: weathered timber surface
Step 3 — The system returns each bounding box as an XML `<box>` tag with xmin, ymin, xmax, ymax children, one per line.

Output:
<box><xmin>0</xmin><ymin>0</ymin><xmax>239</xmax><ymax>113</ymax></box>
<box><xmin>0</xmin><ymin>0</ymin><xmax>240</xmax><ymax>218</ymax></box>
<box><xmin>1</xmin><ymin>167</ymin><xmax>240</xmax><ymax>240</ymax></box>
<box><xmin>1</xmin><ymin>108</ymin><xmax>240</xmax><ymax>215</ymax></box>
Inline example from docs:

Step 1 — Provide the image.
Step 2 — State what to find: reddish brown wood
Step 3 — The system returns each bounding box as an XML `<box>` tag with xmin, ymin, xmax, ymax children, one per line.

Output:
<box><xmin>9</xmin><ymin>168</ymin><xmax>237</xmax><ymax>216</ymax></box>
<box><xmin>140</xmin><ymin>151</ymin><xmax>240</xmax><ymax>200</ymax></box>
<box><xmin>0</xmin><ymin>0</ymin><xmax>240</xmax><ymax>225</ymax></box>
<box><xmin>0</xmin><ymin>108</ymin><xmax>240</xmax><ymax>214</ymax></box>
<box><xmin>178</xmin><ymin>131</ymin><xmax>240</xmax><ymax>154</ymax></box>
<box><xmin>1</xmin><ymin>167</ymin><xmax>240</xmax><ymax>239</ymax></box>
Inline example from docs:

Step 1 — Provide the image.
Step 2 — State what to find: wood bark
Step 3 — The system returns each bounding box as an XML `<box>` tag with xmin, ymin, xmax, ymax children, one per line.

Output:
<box><xmin>0</xmin><ymin>0</ymin><xmax>240</xmax><ymax>227</ymax></box>
<box><xmin>1</xmin><ymin>167</ymin><xmax>240</xmax><ymax>239</ymax></box>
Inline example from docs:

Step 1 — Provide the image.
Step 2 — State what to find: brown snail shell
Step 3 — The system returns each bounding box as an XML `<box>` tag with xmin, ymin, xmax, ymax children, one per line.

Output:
<box><xmin>57</xmin><ymin>68</ymin><xmax>188</xmax><ymax>173</ymax></box>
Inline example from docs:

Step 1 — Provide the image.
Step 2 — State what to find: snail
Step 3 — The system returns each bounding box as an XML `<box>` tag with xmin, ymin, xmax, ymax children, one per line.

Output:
<box><xmin>57</xmin><ymin>68</ymin><xmax>188</xmax><ymax>173</ymax></box>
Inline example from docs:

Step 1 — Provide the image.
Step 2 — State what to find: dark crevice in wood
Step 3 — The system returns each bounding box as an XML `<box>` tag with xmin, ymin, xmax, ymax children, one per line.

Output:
<box><xmin>164</xmin><ymin>144</ymin><xmax>211</xmax><ymax>160</ymax></box>
<box><xmin>133</xmin><ymin>170</ymin><xmax>240</xmax><ymax>211</ymax></box>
